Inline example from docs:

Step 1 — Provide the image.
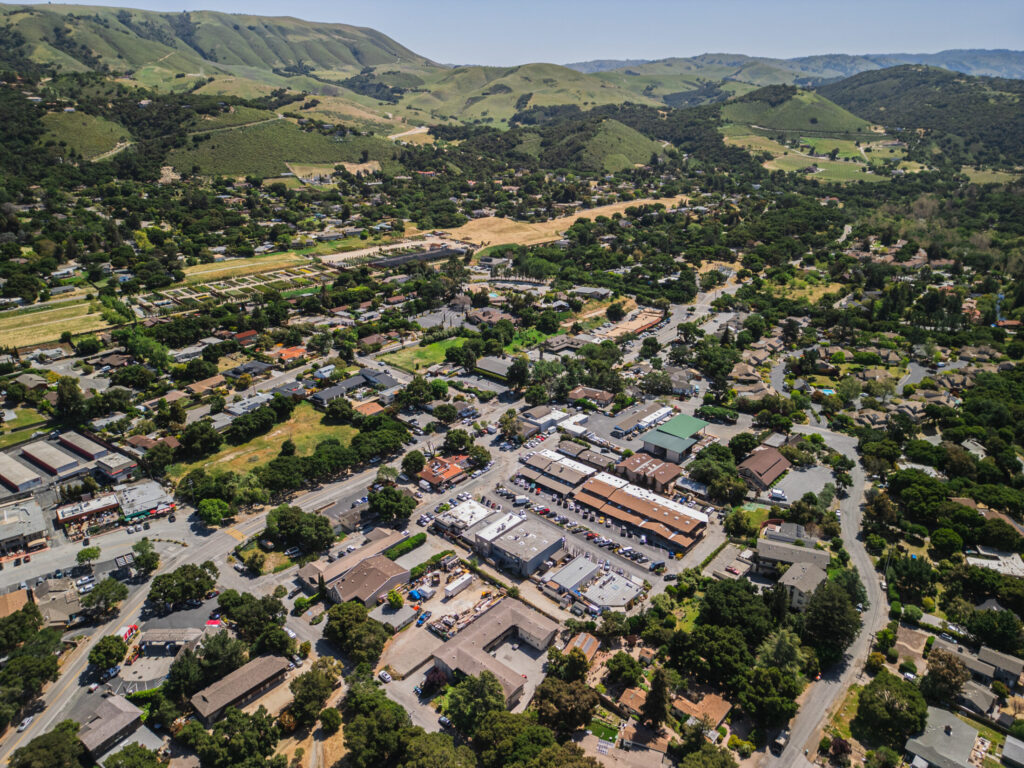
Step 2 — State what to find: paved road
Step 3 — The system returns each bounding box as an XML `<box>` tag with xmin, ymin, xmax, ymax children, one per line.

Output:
<box><xmin>0</xmin><ymin>511</ymin><xmax>268</xmax><ymax>763</ymax></box>
<box><xmin>765</xmin><ymin>424</ymin><xmax>887</xmax><ymax>767</ymax></box>
<box><xmin>898</xmin><ymin>360</ymin><xmax>968</xmax><ymax>390</ymax></box>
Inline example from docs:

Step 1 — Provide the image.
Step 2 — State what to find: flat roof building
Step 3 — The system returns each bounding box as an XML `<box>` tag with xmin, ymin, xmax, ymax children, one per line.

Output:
<box><xmin>432</xmin><ymin>599</ymin><xmax>558</xmax><ymax>706</ymax></box>
<box><xmin>475</xmin><ymin>356</ymin><xmax>516</xmax><ymax>381</ymax></box>
<box><xmin>58</xmin><ymin>432</ymin><xmax>109</xmax><ymax>460</ymax></box>
<box><xmin>434</xmin><ymin>500</ymin><xmax>494</xmax><ymax>535</ymax></box>
<box><xmin>190</xmin><ymin>656</ymin><xmax>290</xmax><ymax>725</ymax></box>
<box><xmin>473</xmin><ymin>512</ymin><xmax>523</xmax><ymax>555</ymax></box>
<box><xmin>0</xmin><ymin>498</ymin><xmax>47</xmax><ymax>554</ymax></box>
<box><xmin>115</xmin><ymin>480</ymin><xmax>174</xmax><ymax>520</ymax></box>
<box><xmin>21</xmin><ymin>441</ymin><xmax>78</xmax><ymax>475</ymax></box>
<box><xmin>97</xmin><ymin>453</ymin><xmax>137</xmax><ymax>482</ymax></box>
<box><xmin>756</xmin><ymin>538</ymin><xmax>831</xmax><ymax>571</ymax></box>
<box><xmin>55</xmin><ymin>493</ymin><xmax>119</xmax><ymax>526</ymax></box>
<box><xmin>490</xmin><ymin>518</ymin><xmax>563</xmax><ymax>576</ymax></box>
<box><xmin>0</xmin><ymin>453</ymin><xmax>41</xmax><ymax>492</ymax></box>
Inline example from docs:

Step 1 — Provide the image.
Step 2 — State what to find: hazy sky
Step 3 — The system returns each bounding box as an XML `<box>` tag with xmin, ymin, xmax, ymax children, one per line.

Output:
<box><xmin>36</xmin><ymin>0</ymin><xmax>1024</xmax><ymax>65</ymax></box>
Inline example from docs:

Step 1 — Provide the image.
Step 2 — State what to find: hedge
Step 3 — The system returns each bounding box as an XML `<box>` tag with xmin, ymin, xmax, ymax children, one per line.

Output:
<box><xmin>385</xmin><ymin>532</ymin><xmax>426</xmax><ymax>560</ymax></box>
<box><xmin>410</xmin><ymin>550</ymin><xmax>456</xmax><ymax>581</ymax></box>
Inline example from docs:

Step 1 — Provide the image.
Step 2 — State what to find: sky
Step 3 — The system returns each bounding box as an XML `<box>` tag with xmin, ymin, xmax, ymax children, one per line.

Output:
<box><xmin>34</xmin><ymin>0</ymin><xmax>1024</xmax><ymax>65</ymax></box>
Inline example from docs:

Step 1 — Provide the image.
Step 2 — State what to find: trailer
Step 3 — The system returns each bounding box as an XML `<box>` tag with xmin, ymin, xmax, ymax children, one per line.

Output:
<box><xmin>417</xmin><ymin>585</ymin><xmax>437</xmax><ymax>600</ymax></box>
<box><xmin>444</xmin><ymin>572</ymin><xmax>474</xmax><ymax>599</ymax></box>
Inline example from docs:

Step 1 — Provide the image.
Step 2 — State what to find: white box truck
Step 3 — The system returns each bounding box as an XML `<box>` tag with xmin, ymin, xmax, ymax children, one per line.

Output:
<box><xmin>513</xmin><ymin>495</ymin><xmax>530</xmax><ymax>506</ymax></box>
<box><xmin>444</xmin><ymin>572</ymin><xmax>474</xmax><ymax>599</ymax></box>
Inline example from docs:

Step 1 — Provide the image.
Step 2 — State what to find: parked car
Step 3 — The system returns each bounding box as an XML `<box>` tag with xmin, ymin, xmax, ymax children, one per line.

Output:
<box><xmin>378</xmin><ymin>670</ymin><xmax>392</xmax><ymax>683</ymax></box>
<box><xmin>438</xmin><ymin>715</ymin><xmax>451</xmax><ymax>727</ymax></box>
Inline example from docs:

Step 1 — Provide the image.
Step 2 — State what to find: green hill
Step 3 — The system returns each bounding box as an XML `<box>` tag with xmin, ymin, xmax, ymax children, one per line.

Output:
<box><xmin>817</xmin><ymin>65</ymin><xmax>1024</xmax><ymax>167</ymax></box>
<box><xmin>41</xmin><ymin>110</ymin><xmax>131</xmax><ymax>159</ymax></box>
<box><xmin>721</xmin><ymin>85</ymin><xmax>874</xmax><ymax>137</ymax></box>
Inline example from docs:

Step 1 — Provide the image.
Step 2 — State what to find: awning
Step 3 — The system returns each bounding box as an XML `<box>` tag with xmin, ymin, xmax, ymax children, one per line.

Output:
<box><xmin>122</xmin><ymin>509</ymin><xmax>149</xmax><ymax>520</ymax></box>
<box><xmin>26</xmin><ymin>538</ymin><xmax>46</xmax><ymax>550</ymax></box>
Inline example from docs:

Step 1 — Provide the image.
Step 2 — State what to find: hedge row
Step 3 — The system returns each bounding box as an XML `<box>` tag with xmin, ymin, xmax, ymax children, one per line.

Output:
<box><xmin>410</xmin><ymin>549</ymin><xmax>455</xmax><ymax>581</ymax></box>
<box><xmin>385</xmin><ymin>532</ymin><xmax>426</xmax><ymax>561</ymax></box>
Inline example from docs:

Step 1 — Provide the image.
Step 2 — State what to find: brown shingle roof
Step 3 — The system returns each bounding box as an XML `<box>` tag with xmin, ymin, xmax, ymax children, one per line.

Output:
<box><xmin>190</xmin><ymin>656</ymin><xmax>289</xmax><ymax>721</ymax></box>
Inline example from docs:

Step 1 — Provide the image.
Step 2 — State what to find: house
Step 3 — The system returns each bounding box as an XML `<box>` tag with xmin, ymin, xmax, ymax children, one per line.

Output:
<box><xmin>779</xmin><ymin>562</ymin><xmax>827</xmax><ymax>611</ymax></box>
<box><xmin>186</xmin><ymin>375</ymin><xmax>225</xmax><ymax>395</ymax></box>
<box><xmin>418</xmin><ymin>455</ymin><xmax>469</xmax><ymax>489</ymax></box>
<box><xmin>298</xmin><ymin>530</ymin><xmax>406</xmax><ymax>592</ymax></box>
<box><xmin>32</xmin><ymin>578</ymin><xmax>82</xmax><ymax>627</ymax></box>
<box><xmin>565</xmin><ymin>632</ymin><xmax>600</xmax><ymax>663</ymax></box>
<box><xmin>1003</xmin><ymin>735</ymin><xmax>1024</xmax><ymax>768</ymax></box>
<box><xmin>672</xmin><ymin>693</ymin><xmax>732</xmax><ymax>729</ymax></box>
<box><xmin>274</xmin><ymin>346</ymin><xmax>306</xmax><ymax>363</ymax></box>
<box><xmin>467</xmin><ymin>307</ymin><xmax>514</xmax><ymax>326</ymax></box>
<box><xmin>190</xmin><ymin>656</ymin><xmax>290</xmax><ymax>725</ymax></box>
<box><xmin>328</xmin><ymin>554</ymin><xmax>409</xmax><ymax>605</ymax></box>
<box><xmin>904</xmin><ymin>706</ymin><xmax>977</xmax><ymax>768</ymax></box>
<box><xmin>77</xmin><ymin>695</ymin><xmax>143</xmax><ymax>758</ymax></box>
<box><xmin>615</xmin><ymin>453</ymin><xmax>682</xmax><ymax>494</ymax></box>
<box><xmin>567</xmin><ymin>386</ymin><xmax>614</xmax><ymax>407</ymax></box>
<box><xmin>234</xmin><ymin>330</ymin><xmax>259</xmax><ymax>346</ymax></box>
<box><xmin>13</xmin><ymin>373</ymin><xmax>47</xmax><ymax>391</ymax></box>
<box><xmin>572</xmin><ymin>286</ymin><xmax>612</xmax><ymax>300</ymax></box>
<box><xmin>957</xmin><ymin>680</ymin><xmax>997</xmax><ymax>717</ymax></box>
<box><xmin>223</xmin><ymin>361</ymin><xmax>273</xmax><ymax>380</ymax></box>
<box><xmin>756</xmin><ymin>539</ymin><xmax>831</xmax><ymax>572</ymax></box>
<box><xmin>0</xmin><ymin>589</ymin><xmax>28</xmax><ymax>619</ymax></box>
<box><xmin>737</xmin><ymin>447</ymin><xmax>791</xmax><ymax>491</ymax></box>
<box><xmin>172</xmin><ymin>345</ymin><xmax>205</xmax><ymax>363</ymax></box>
<box><xmin>431</xmin><ymin>600</ymin><xmax>558</xmax><ymax>707</ymax></box>
<box><xmin>977</xmin><ymin>646</ymin><xmax>1024</xmax><ymax>686</ymax></box>
<box><xmin>619</xmin><ymin>687</ymin><xmax>647</xmax><ymax>718</ymax></box>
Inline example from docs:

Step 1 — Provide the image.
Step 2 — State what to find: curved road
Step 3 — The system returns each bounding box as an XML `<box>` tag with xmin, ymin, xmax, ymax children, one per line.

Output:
<box><xmin>765</xmin><ymin>423</ymin><xmax>887</xmax><ymax>766</ymax></box>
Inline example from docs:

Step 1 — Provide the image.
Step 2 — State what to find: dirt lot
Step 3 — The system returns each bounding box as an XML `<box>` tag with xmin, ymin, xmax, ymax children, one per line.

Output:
<box><xmin>893</xmin><ymin>624</ymin><xmax>930</xmax><ymax>673</ymax></box>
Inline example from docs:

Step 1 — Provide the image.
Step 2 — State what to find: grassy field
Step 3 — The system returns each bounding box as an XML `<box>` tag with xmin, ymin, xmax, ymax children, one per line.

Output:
<box><xmin>42</xmin><ymin>111</ymin><xmax>131</xmax><ymax>160</ymax></box>
<box><xmin>442</xmin><ymin>194</ymin><xmax>688</xmax><ymax>246</ymax></box>
<box><xmin>0</xmin><ymin>409</ymin><xmax>50</xmax><ymax>450</ymax></box>
<box><xmin>505</xmin><ymin>328</ymin><xmax>554</xmax><ymax>353</ymax></box>
<box><xmin>588</xmin><ymin>720</ymin><xmax>618</xmax><ymax>741</ymax></box>
<box><xmin>167</xmin><ymin>119</ymin><xmax>402</xmax><ymax>177</ymax></box>
<box><xmin>379</xmin><ymin>337</ymin><xmax>465</xmax><ymax>373</ymax></box>
<box><xmin>962</xmin><ymin>166</ymin><xmax>1021</xmax><ymax>184</ymax></box>
<box><xmin>181</xmin><ymin>252</ymin><xmax>314</xmax><ymax>282</ymax></box>
<box><xmin>188</xmin><ymin>106</ymin><xmax>277</xmax><ymax>131</ymax></box>
<box><xmin>768</xmin><ymin>275</ymin><xmax>844</xmax><ymax>303</ymax></box>
<box><xmin>582</xmin><ymin>119</ymin><xmax>665</xmax><ymax>173</ymax></box>
<box><xmin>828</xmin><ymin>684</ymin><xmax>862</xmax><ymax>741</ymax></box>
<box><xmin>0</xmin><ymin>302</ymin><xmax>111</xmax><ymax>348</ymax></box>
<box><xmin>168</xmin><ymin>402</ymin><xmax>357</xmax><ymax>479</ymax></box>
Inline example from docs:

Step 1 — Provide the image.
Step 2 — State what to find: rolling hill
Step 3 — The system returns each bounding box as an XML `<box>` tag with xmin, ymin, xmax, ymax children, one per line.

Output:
<box><xmin>721</xmin><ymin>85</ymin><xmax>874</xmax><ymax>137</ymax></box>
<box><xmin>818</xmin><ymin>66</ymin><xmax>1024</xmax><ymax>167</ymax></box>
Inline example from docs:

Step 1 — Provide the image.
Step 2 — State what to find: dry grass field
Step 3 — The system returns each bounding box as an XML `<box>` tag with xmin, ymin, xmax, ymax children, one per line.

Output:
<box><xmin>182</xmin><ymin>252</ymin><xmax>314</xmax><ymax>282</ymax></box>
<box><xmin>0</xmin><ymin>302</ymin><xmax>111</xmax><ymax>348</ymax></box>
<box><xmin>443</xmin><ymin>194</ymin><xmax>689</xmax><ymax>246</ymax></box>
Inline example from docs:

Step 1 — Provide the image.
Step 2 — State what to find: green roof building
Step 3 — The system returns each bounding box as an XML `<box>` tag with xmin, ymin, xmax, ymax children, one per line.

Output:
<box><xmin>641</xmin><ymin>413</ymin><xmax>708</xmax><ymax>462</ymax></box>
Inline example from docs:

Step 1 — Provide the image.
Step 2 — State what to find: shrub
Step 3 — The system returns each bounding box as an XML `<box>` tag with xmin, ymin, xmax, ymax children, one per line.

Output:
<box><xmin>885</xmin><ymin>647</ymin><xmax>899</xmax><ymax>664</ymax></box>
<box><xmin>410</xmin><ymin>550</ymin><xmax>455</xmax><ymax>580</ymax></box>
<box><xmin>889</xmin><ymin>601</ymin><xmax>903</xmax><ymax>619</ymax></box>
<box><xmin>819</xmin><ymin>736</ymin><xmax>832</xmax><ymax>753</ymax></box>
<box><xmin>993</xmin><ymin>680</ymin><xmax>1010</xmax><ymax>699</ymax></box>
<box><xmin>385</xmin><ymin>532</ymin><xmax>426</xmax><ymax>560</ymax></box>
<box><xmin>866</xmin><ymin>652</ymin><xmax>885</xmax><ymax>674</ymax></box>
<box><xmin>728</xmin><ymin>734</ymin><xmax>755</xmax><ymax>758</ymax></box>
<box><xmin>903</xmin><ymin>605</ymin><xmax>923</xmax><ymax>623</ymax></box>
<box><xmin>899</xmin><ymin>659</ymin><xmax>917</xmax><ymax>675</ymax></box>
<box><xmin>921</xmin><ymin>597</ymin><xmax>935</xmax><ymax>612</ymax></box>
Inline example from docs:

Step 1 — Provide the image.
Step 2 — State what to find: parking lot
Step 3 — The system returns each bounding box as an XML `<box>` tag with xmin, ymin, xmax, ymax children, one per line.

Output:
<box><xmin>772</xmin><ymin>465</ymin><xmax>835</xmax><ymax>503</ymax></box>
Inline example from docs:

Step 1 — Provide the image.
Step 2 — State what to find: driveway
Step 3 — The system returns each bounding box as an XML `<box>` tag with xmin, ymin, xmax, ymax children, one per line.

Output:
<box><xmin>773</xmin><ymin>465</ymin><xmax>834</xmax><ymax>502</ymax></box>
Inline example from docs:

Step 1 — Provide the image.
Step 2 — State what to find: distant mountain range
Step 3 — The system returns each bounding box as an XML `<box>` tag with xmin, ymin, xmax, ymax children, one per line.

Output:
<box><xmin>566</xmin><ymin>50</ymin><xmax>1024</xmax><ymax>80</ymax></box>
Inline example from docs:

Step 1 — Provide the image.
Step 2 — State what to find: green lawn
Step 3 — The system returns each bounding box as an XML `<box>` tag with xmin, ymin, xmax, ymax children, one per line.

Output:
<box><xmin>168</xmin><ymin>402</ymin><xmax>356</xmax><ymax>479</ymax></box>
<box><xmin>504</xmin><ymin>328</ymin><xmax>554</xmax><ymax>353</ymax></box>
<box><xmin>588</xmin><ymin>720</ymin><xmax>619</xmax><ymax>741</ymax></box>
<box><xmin>0</xmin><ymin>409</ymin><xmax>50</xmax><ymax>450</ymax></box>
<box><xmin>42</xmin><ymin>111</ymin><xmax>130</xmax><ymax>160</ymax></box>
<box><xmin>379</xmin><ymin>337</ymin><xmax>466</xmax><ymax>373</ymax></box>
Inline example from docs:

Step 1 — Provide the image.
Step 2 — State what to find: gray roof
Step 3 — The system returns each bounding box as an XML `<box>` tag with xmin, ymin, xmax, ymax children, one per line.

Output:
<box><xmin>905</xmin><ymin>706</ymin><xmax>977</xmax><ymax>768</ymax></box>
<box><xmin>958</xmin><ymin>680</ymin><xmax>996</xmax><ymax>713</ymax></box>
<box><xmin>978</xmin><ymin>646</ymin><xmax>1024</xmax><ymax>676</ymax></box>
<box><xmin>1004</xmin><ymin>735</ymin><xmax>1024</xmax><ymax>766</ymax></box>
<box><xmin>550</xmin><ymin>558</ymin><xmax>601</xmax><ymax>591</ymax></box>
<box><xmin>756</xmin><ymin>539</ymin><xmax>831</xmax><ymax>570</ymax></box>
<box><xmin>78</xmin><ymin>695</ymin><xmax>142</xmax><ymax>754</ymax></box>
<box><xmin>476</xmin><ymin>356</ymin><xmax>515</xmax><ymax>378</ymax></box>
<box><xmin>931</xmin><ymin>639</ymin><xmax>995</xmax><ymax>679</ymax></box>
<box><xmin>779</xmin><ymin>562</ymin><xmax>827</xmax><ymax>595</ymax></box>
<box><xmin>190</xmin><ymin>656</ymin><xmax>289</xmax><ymax>720</ymax></box>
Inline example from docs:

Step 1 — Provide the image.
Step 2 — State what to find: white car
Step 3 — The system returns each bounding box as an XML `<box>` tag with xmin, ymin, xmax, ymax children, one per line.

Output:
<box><xmin>378</xmin><ymin>670</ymin><xmax>392</xmax><ymax>683</ymax></box>
<box><xmin>284</xmin><ymin>627</ymin><xmax>297</xmax><ymax>639</ymax></box>
<box><xmin>17</xmin><ymin>716</ymin><xmax>33</xmax><ymax>732</ymax></box>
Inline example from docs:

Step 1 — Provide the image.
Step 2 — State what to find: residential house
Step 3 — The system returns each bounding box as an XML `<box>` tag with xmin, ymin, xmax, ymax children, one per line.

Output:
<box><xmin>755</xmin><ymin>539</ymin><xmax>831</xmax><ymax>572</ymax></box>
<box><xmin>904</xmin><ymin>706</ymin><xmax>977</xmax><ymax>768</ymax></box>
<box><xmin>77</xmin><ymin>695</ymin><xmax>144</xmax><ymax>758</ymax></box>
<box><xmin>328</xmin><ymin>554</ymin><xmax>409</xmax><ymax>605</ymax></box>
<box><xmin>672</xmin><ymin>693</ymin><xmax>732</xmax><ymax>729</ymax></box>
<box><xmin>977</xmin><ymin>646</ymin><xmax>1024</xmax><ymax>687</ymax></box>
<box><xmin>565</xmin><ymin>632</ymin><xmax>600</xmax><ymax>663</ymax></box>
<box><xmin>467</xmin><ymin>307</ymin><xmax>514</xmax><ymax>327</ymax></box>
<box><xmin>778</xmin><ymin>562</ymin><xmax>827</xmax><ymax>611</ymax></box>
<box><xmin>620</xmin><ymin>687</ymin><xmax>647</xmax><ymax>718</ymax></box>
<box><xmin>567</xmin><ymin>386</ymin><xmax>615</xmax><ymax>407</ymax></box>
<box><xmin>737</xmin><ymin>447</ymin><xmax>791</xmax><ymax>491</ymax></box>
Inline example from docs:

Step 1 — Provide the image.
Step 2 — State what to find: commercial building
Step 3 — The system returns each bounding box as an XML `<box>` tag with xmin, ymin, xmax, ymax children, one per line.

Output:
<box><xmin>778</xmin><ymin>562</ymin><xmax>827</xmax><ymax>611</ymax></box>
<box><xmin>0</xmin><ymin>453</ymin><xmax>41</xmax><ymax>492</ymax></box>
<box><xmin>431</xmin><ymin>599</ymin><xmax>558</xmax><ymax>706</ymax></box>
<box><xmin>433</xmin><ymin>500</ymin><xmax>494</xmax><ymax>537</ymax></box>
<box><xmin>490</xmin><ymin>517</ymin><xmax>564</xmax><ymax>576</ymax></box>
<box><xmin>611</xmin><ymin>402</ymin><xmax>670</xmax><ymax>437</ymax></box>
<box><xmin>904</xmin><ymin>706</ymin><xmax>977</xmax><ymax>768</ymax></box>
<box><xmin>57</xmin><ymin>432</ymin><xmax>109</xmax><ymax>460</ymax></box>
<box><xmin>115</xmin><ymin>481</ymin><xmax>174</xmax><ymax>521</ymax></box>
<box><xmin>1003</xmin><ymin>735</ymin><xmax>1024</xmax><ymax>768</ymax></box>
<box><xmin>547</xmin><ymin>561</ymin><xmax>644</xmax><ymax>612</ymax></box>
<box><xmin>77</xmin><ymin>695</ymin><xmax>143</xmax><ymax>758</ymax></box>
<box><xmin>418</xmin><ymin>455</ymin><xmax>470</xmax><ymax>489</ymax></box>
<box><xmin>190</xmin><ymin>656</ymin><xmax>290</xmax><ymax>725</ymax></box>
<box><xmin>96</xmin><ymin>453</ymin><xmax>138</xmax><ymax>482</ymax></box>
<box><xmin>475</xmin><ymin>356</ymin><xmax>516</xmax><ymax>381</ymax></box>
<box><xmin>55</xmin><ymin>493</ymin><xmax>120</xmax><ymax>527</ymax></box>
<box><xmin>472</xmin><ymin>513</ymin><xmax>523</xmax><ymax>556</ymax></box>
<box><xmin>298</xmin><ymin>529</ymin><xmax>406</xmax><ymax>592</ymax></box>
<box><xmin>755</xmin><ymin>538</ymin><xmax>831</xmax><ymax>572</ymax></box>
<box><xmin>0</xmin><ymin>498</ymin><xmax>47</xmax><ymax>554</ymax></box>
<box><xmin>517</xmin><ymin>450</ymin><xmax>596</xmax><ymax>497</ymax></box>
<box><xmin>520</xmin><ymin>406</ymin><xmax>569</xmax><ymax>432</ymax></box>
<box><xmin>640</xmin><ymin>413</ymin><xmax>708</xmax><ymax>462</ymax></box>
<box><xmin>572</xmin><ymin>472</ymin><xmax>707</xmax><ymax>552</ymax></box>
<box><xmin>737</xmin><ymin>447</ymin><xmax>792</xmax><ymax>491</ymax></box>
<box><xmin>21</xmin><ymin>441</ymin><xmax>78</xmax><ymax>475</ymax></box>
<box><xmin>567</xmin><ymin>386</ymin><xmax>614</xmax><ymax>407</ymax></box>
<box><xmin>328</xmin><ymin>554</ymin><xmax>409</xmax><ymax>605</ymax></box>
<box><xmin>0</xmin><ymin>589</ymin><xmax>28</xmax><ymax>619</ymax></box>
<box><xmin>565</xmin><ymin>632</ymin><xmax>600</xmax><ymax>663</ymax></box>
